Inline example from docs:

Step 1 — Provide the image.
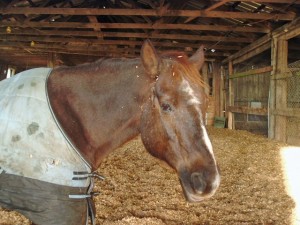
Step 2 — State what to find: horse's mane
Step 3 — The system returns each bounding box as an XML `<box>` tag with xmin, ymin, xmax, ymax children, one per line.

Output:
<box><xmin>161</xmin><ymin>51</ymin><xmax>208</xmax><ymax>89</ymax></box>
<box><xmin>60</xmin><ymin>51</ymin><xmax>207</xmax><ymax>89</ymax></box>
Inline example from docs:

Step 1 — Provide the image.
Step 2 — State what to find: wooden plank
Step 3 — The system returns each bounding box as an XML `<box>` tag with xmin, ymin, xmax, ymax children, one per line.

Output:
<box><xmin>236</xmin><ymin>0</ymin><xmax>300</xmax><ymax>3</ymax></box>
<box><xmin>0</xmin><ymin>45</ymin><xmax>137</xmax><ymax>58</ymax></box>
<box><xmin>0</xmin><ymin>34</ymin><xmax>253</xmax><ymax>46</ymax></box>
<box><xmin>184</xmin><ymin>0</ymin><xmax>230</xmax><ymax>23</ymax></box>
<box><xmin>278</xmin><ymin>26</ymin><xmax>300</xmax><ymax>40</ymax></box>
<box><xmin>272</xmin><ymin>108</ymin><xmax>300</xmax><ymax>119</ymax></box>
<box><xmin>220</xmin><ymin>66</ymin><xmax>225</xmax><ymax>117</ymax></box>
<box><xmin>274</xmin><ymin>39</ymin><xmax>288</xmax><ymax>142</ymax></box>
<box><xmin>223</xmin><ymin>17</ymin><xmax>300</xmax><ymax>65</ymax></box>
<box><xmin>272</xmin><ymin>16</ymin><xmax>300</xmax><ymax>39</ymax></box>
<box><xmin>205</xmin><ymin>0</ymin><xmax>230</xmax><ymax>11</ymax></box>
<box><xmin>269</xmin><ymin>38</ymin><xmax>277</xmax><ymax>139</ymax></box>
<box><xmin>0</xmin><ymin>32</ymin><xmax>242</xmax><ymax>51</ymax></box>
<box><xmin>0</xmin><ymin>41</ymin><xmax>210</xmax><ymax>56</ymax></box>
<box><xmin>47</xmin><ymin>52</ymin><xmax>55</xmax><ymax>68</ymax></box>
<box><xmin>227</xmin><ymin>106</ymin><xmax>268</xmax><ymax>116</ymax></box>
<box><xmin>0</xmin><ymin>8</ymin><xmax>295</xmax><ymax>20</ymax></box>
<box><xmin>0</xmin><ymin>21</ymin><xmax>268</xmax><ymax>33</ymax></box>
<box><xmin>229</xmin><ymin>66</ymin><xmax>273</xmax><ymax>79</ymax></box>
<box><xmin>222</xmin><ymin>34</ymin><xmax>271</xmax><ymax>63</ymax></box>
<box><xmin>228</xmin><ymin>61</ymin><xmax>234</xmax><ymax>129</ymax></box>
<box><xmin>213</xmin><ymin>62</ymin><xmax>221</xmax><ymax>117</ymax></box>
<box><xmin>232</xmin><ymin>42</ymin><xmax>271</xmax><ymax>65</ymax></box>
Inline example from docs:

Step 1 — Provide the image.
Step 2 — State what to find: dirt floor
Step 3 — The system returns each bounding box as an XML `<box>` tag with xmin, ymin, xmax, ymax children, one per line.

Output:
<box><xmin>0</xmin><ymin>127</ymin><xmax>295</xmax><ymax>225</ymax></box>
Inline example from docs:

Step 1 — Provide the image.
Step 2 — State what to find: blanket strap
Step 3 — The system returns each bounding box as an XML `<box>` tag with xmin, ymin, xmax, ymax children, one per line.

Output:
<box><xmin>69</xmin><ymin>172</ymin><xmax>105</xmax><ymax>225</ymax></box>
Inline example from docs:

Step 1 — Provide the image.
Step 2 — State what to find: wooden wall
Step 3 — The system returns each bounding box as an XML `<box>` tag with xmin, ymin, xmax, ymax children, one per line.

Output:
<box><xmin>202</xmin><ymin>61</ymin><xmax>222</xmax><ymax>126</ymax></box>
<box><xmin>222</xmin><ymin>17</ymin><xmax>300</xmax><ymax>145</ymax></box>
<box><xmin>269</xmin><ymin>24</ymin><xmax>300</xmax><ymax>145</ymax></box>
<box><xmin>0</xmin><ymin>64</ymin><xmax>8</xmax><ymax>81</ymax></box>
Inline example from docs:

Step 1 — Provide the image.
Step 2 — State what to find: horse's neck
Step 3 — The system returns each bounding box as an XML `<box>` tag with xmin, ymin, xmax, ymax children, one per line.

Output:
<box><xmin>48</xmin><ymin>58</ymin><xmax>151</xmax><ymax>169</ymax></box>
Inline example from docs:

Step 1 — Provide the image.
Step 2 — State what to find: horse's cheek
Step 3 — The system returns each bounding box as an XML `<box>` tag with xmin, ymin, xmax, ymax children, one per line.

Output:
<box><xmin>140</xmin><ymin>105</ymin><xmax>165</xmax><ymax>159</ymax></box>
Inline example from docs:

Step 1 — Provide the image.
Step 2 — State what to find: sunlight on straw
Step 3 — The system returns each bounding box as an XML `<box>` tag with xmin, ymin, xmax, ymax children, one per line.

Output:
<box><xmin>281</xmin><ymin>146</ymin><xmax>300</xmax><ymax>225</ymax></box>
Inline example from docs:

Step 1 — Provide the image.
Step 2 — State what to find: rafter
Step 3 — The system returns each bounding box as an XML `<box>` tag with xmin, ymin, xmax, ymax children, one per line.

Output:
<box><xmin>220</xmin><ymin>0</ymin><xmax>300</xmax><ymax>3</ymax></box>
<box><xmin>0</xmin><ymin>21</ymin><xmax>269</xmax><ymax>33</ymax></box>
<box><xmin>0</xmin><ymin>33</ymin><xmax>253</xmax><ymax>44</ymax></box>
<box><xmin>0</xmin><ymin>41</ymin><xmax>230</xmax><ymax>58</ymax></box>
<box><xmin>0</xmin><ymin>38</ymin><xmax>242</xmax><ymax>51</ymax></box>
<box><xmin>0</xmin><ymin>28</ymin><xmax>248</xmax><ymax>46</ymax></box>
<box><xmin>0</xmin><ymin>7</ymin><xmax>295</xmax><ymax>20</ymax></box>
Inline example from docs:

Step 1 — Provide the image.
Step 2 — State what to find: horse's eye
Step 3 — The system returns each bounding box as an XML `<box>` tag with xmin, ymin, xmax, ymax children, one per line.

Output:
<box><xmin>161</xmin><ymin>103</ymin><xmax>172</xmax><ymax>112</ymax></box>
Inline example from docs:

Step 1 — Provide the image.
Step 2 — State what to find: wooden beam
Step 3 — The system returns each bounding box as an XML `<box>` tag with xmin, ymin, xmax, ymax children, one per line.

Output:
<box><xmin>226</xmin><ymin>0</ymin><xmax>300</xmax><ymax>3</ymax></box>
<box><xmin>272</xmin><ymin>108</ymin><xmax>300</xmax><ymax>119</ymax></box>
<box><xmin>232</xmin><ymin>42</ymin><xmax>271</xmax><ymax>65</ymax></box>
<box><xmin>274</xmin><ymin>39</ymin><xmax>288</xmax><ymax>142</ymax></box>
<box><xmin>0</xmin><ymin>29</ymin><xmax>241</xmax><ymax>51</ymax></box>
<box><xmin>0</xmin><ymin>41</ymin><xmax>232</xmax><ymax>58</ymax></box>
<box><xmin>184</xmin><ymin>0</ymin><xmax>230</xmax><ymax>23</ymax></box>
<box><xmin>0</xmin><ymin>45</ymin><xmax>138</xmax><ymax>58</ymax></box>
<box><xmin>227</xmin><ymin>106</ymin><xmax>268</xmax><ymax>116</ymax></box>
<box><xmin>229</xmin><ymin>66</ymin><xmax>273</xmax><ymax>79</ymax></box>
<box><xmin>0</xmin><ymin>7</ymin><xmax>295</xmax><ymax>20</ymax></box>
<box><xmin>222</xmin><ymin>34</ymin><xmax>271</xmax><ymax>64</ymax></box>
<box><xmin>0</xmin><ymin>34</ymin><xmax>253</xmax><ymax>45</ymax></box>
<box><xmin>0</xmin><ymin>21</ymin><xmax>269</xmax><ymax>33</ymax></box>
<box><xmin>223</xmin><ymin>17</ymin><xmax>300</xmax><ymax>65</ymax></box>
<box><xmin>228</xmin><ymin>60</ymin><xmax>234</xmax><ymax>129</ymax></box>
<box><xmin>1</xmin><ymin>32</ymin><xmax>251</xmax><ymax>45</ymax></box>
<box><xmin>205</xmin><ymin>0</ymin><xmax>230</xmax><ymax>11</ymax></box>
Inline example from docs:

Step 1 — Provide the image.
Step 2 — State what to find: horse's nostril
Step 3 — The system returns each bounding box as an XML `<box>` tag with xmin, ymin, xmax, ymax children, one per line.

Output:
<box><xmin>191</xmin><ymin>172</ymin><xmax>206</xmax><ymax>194</ymax></box>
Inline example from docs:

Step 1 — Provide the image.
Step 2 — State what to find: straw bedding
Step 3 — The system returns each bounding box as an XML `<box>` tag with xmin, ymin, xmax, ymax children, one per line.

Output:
<box><xmin>0</xmin><ymin>127</ymin><xmax>294</xmax><ymax>225</ymax></box>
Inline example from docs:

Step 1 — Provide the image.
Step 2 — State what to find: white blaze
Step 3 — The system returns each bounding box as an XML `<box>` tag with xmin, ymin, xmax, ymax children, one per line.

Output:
<box><xmin>180</xmin><ymin>79</ymin><xmax>201</xmax><ymax>105</ymax></box>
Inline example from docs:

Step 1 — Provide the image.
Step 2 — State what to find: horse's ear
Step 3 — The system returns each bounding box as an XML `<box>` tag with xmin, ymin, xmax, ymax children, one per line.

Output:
<box><xmin>189</xmin><ymin>45</ymin><xmax>205</xmax><ymax>71</ymax></box>
<box><xmin>141</xmin><ymin>40</ymin><xmax>160</xmax><ymax>79</ymax></box>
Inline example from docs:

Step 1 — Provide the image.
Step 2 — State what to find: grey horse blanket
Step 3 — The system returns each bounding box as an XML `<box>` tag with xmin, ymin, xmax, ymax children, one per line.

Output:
<box><xmin>0</xmin><ymin>68</ymin><xmax>95</xmax><ymax>225</ymax></box>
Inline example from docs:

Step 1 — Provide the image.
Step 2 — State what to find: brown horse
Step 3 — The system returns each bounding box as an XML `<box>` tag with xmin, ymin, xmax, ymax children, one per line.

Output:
<box><xmin>0</xmin><ymin>40</ymin><xmax>220</xmax><ymax>225</ymax></box>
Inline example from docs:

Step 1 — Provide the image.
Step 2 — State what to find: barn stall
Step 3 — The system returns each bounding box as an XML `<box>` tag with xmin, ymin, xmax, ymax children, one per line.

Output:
<box><xmin>0</xmin><ymin>0</ymin><xmax>300</xmax><ymax>225</ymax></box>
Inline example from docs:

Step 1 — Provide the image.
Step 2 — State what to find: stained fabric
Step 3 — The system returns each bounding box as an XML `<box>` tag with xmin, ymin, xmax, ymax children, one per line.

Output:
<box><xmin>0</xmin><ymin>68</ymin><xmax>91</xmax><ymax>187</ymax></box>
<box><xmin>0</xmin><ymin>68</ymin><xmax>96</xmax><ymax>225</ymax></box>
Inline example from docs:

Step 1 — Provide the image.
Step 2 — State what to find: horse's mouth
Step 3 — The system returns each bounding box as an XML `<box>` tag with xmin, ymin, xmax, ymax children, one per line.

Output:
<box><xmin>179</xmin><ymin>170</ymin><xmax>220</xmax><ymax>203</ymax></box>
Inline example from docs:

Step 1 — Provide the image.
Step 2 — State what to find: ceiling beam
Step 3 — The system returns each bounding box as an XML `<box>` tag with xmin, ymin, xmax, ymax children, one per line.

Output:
<box><xmin>205</xmin><ymin>0</ymin><xmax>230</xmax><ymax>12</ymax></box>
<box><xmin>0</xmin><ymin>40</ymin><xmax>240</xmax><ymax>54</ymax></box>
<box><xmin>222</xmin><ymin>0</ymin><xmax>300</xmax><ymax>3</ymax></box>
<box><xmin>0</xmin><ymin>44</ymin><xmax>230</xmax><ymax>59</ymax></box>
<box><xmin>0</xmin><ymin>21</ymin><xmax>269</xmax><ymax>33</ymax></box>
<box><xmin>0</xmin><ymin>7</ymin><xmax>295</xmax><ymax>20</ymax></box>
<box><xmin>0</xmin><ymin>29</ymin><xmax>247</xmax><ymax>47</ymax></box>
<box><xmin>0</xmin><ymin>33</ymin><xmax>253</xmax><ymax>44</ymax></box>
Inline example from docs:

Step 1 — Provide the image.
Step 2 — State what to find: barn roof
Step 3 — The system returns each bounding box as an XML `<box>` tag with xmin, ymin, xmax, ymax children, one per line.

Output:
<box><xmin>0</xmin><ymin>0</ymin><xmax>299</xmax><ymax>67</ymax></box>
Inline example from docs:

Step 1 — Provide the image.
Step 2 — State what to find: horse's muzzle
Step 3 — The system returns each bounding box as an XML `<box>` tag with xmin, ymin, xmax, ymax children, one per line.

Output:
<box><xmin>179</xmin><ymin>168</ymin><xmax>220</xmax><ymax>203</ymax></box>
<box><xmin>191</xmin><ymin>172</ymin><xmax>207</xmax><ymax>194</ymax></box>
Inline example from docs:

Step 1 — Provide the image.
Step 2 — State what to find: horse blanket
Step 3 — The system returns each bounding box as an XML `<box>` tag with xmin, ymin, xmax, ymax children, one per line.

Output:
<box><xmin>0</xmin><ymin>68</ymin><xmax>95</xmax><ymax>225</ymax></box>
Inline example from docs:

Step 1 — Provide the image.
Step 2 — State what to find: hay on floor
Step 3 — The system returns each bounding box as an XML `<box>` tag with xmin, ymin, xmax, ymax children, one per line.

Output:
<box><xmin>0</xmin><ymin>128</ymin><xmax>295</xmax><ymax>225</ymax></box>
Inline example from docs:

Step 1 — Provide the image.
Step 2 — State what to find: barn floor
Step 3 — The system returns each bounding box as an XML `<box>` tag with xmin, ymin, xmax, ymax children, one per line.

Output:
<box><xmin>0</xmin><ymin>127</ymin><xmax>296</xmax><ymax>225</ymax></box>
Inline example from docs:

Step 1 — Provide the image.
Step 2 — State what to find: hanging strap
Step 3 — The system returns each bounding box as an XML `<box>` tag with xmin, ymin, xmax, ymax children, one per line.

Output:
<box><xmin>69</xmin><ymin>172</ymin><xmax>105</xmax><ymax>225</ymax></box>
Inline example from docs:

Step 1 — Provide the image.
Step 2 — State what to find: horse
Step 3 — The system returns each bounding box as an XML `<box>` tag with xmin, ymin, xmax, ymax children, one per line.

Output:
<box><xmin>0</xmin><ymin>40</ymin><xmax>220</xmax><ymax>225</ymax></box>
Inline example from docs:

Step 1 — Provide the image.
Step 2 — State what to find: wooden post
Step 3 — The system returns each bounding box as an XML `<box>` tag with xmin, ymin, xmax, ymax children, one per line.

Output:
<box><xmin>274</xmin><ymin>39</ymin><xmax>288</xmax><ymax>142</ymax></box>
<box><xmin>47</xmin><ymin>52</ymin><xmax>55</xmax><ymax>68</ymax></box>
<box><xmin>202</xmin><ymin>62</ymin><xmax>209</xmax><ymax>96</ymax></box>
<box><xmin>213</xmin><ymin>62</ymin><xmax>221</xmax><ymax>117</ymax></box>
<box><xmin>269</xmin><ymin>38</ymin><xmax>277</xmax><ymax>139</ymax></box>
<box><xmin>228</xmin><ymin>60</ymin><xmax>234</xmax><ymax>129</ymax></box>
<box><xmin>220</xmin><ymin>66</ymin><xmax>225</xmax><ymax>117</ymax></box>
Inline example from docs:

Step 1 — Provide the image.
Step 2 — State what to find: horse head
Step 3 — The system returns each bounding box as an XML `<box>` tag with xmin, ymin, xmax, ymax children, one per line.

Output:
<box><xmin>139</xmin><ymin>40</ymin><xmax>220</xmax><ymax>202</ymax></box>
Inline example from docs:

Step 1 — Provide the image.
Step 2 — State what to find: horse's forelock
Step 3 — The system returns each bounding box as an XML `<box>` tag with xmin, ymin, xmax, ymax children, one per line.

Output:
<box><xmin>161</xmin><ymin>52</ymin><xmax>208</xmax><ymax>89</ymax></box>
